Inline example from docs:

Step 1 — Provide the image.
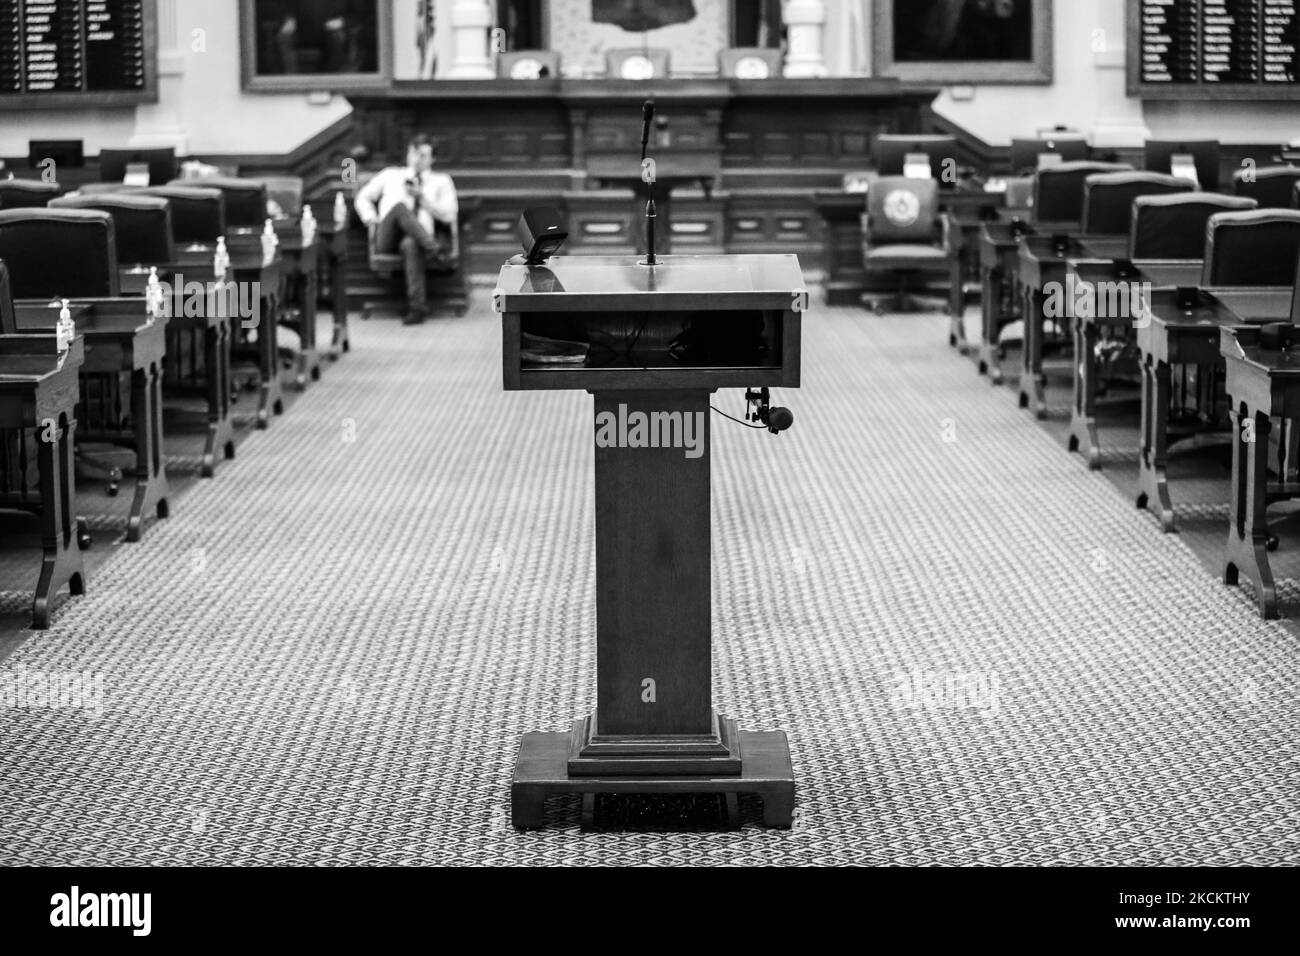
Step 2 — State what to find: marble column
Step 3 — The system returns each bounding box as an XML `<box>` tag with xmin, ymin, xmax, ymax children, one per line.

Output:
<box><xmin>784</xmin><ymin>0</ymin><xmax>829</xmax><ymax>79</ymax></box>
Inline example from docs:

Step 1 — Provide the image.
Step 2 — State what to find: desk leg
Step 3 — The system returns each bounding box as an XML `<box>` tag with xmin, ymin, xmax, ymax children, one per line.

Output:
<box><xmin>329</xmin><ymin>249</ymin><xmax>349</xmax><ymax>359</ymax></box>
<box><xmin>1068</xmin><ymin>315</ymin><xmax>1102</xmax><ymax>468</ymax></box>
<box><xmin>256</xmin><ymin>293</ymin><xmax>283</xmax><ymax>429</ymax></box>
<box><xmin>949</xmin><ymin>253</ymin><xmax>967</xmax><ymax>352</ymax></box>
<box><xmin>293</xmin><ymin>268</ymin><xmax>321</xmax><ymax>390</ymax></box>
<box><xmin>1137</xmin><ymin>353</ymin><xmax>1176</xmax><ymax>532</ymax></box>
<box><xmin>1225</xmin><ymin>405</ymin><xmax>1277</xmax><ymax>618</ymax></box>
<box><xmin>979</xmin><ymin>265</ymin><xmax>1003</xmax><ymax>383</ymax></box>
<box><xmin>32</xmin><ymin>414</ymin><xmax>86</xmax><ymax>629</ymax></box>
<box><xmin>1019</xmin><ymin>283</ymin><xmax>1047</xmax><ymax>418</ymax></box>
<box><xmin>202</xmin><ymin>318</ymin><xmax>236</xmax><ymax>477</ymax></box>
<box><xmin>126</xmin><ymin>360</ymin><xmax>171</xmax><ymax>543</ymax></box>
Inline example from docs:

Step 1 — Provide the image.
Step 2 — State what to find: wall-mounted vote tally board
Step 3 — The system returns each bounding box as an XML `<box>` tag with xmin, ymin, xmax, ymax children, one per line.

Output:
<box><xmin>1128</xmin><ymin>0</ymin><xmax>1300</xmax><ymax>98</ymax></box>
<box><xmin>1</xmin><ymin>0</ymin><xmax>157</xmax><ymax>107</ymax></box>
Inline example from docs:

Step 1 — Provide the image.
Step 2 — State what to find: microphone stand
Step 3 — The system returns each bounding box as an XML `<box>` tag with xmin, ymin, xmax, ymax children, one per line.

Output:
<box><xmin>640</xmin><ymin>100</ymin><xmax>657</xmax><ymax>267</ymax></box>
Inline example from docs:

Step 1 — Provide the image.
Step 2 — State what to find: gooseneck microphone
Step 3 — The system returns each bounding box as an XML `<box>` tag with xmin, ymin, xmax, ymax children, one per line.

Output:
<box><xmin>640</xmin><ymin>99</ymin><xmax>658</xmax><ymax>266</ymax></box>
<box><xmin>641</xmin><ymin>100</ymin><xmax>655</xmax><ymax>160</ymax></box>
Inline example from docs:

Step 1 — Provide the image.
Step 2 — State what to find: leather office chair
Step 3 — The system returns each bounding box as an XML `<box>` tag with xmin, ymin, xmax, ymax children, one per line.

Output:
<box><xmin>0</xmin><ymin>212</ymin><xmax>126</xmax><ymax>495</ymax></box>
<box><xmin>1080</xmin><ymin>171</ymin><xmax>1195</xmax><ymax>236</ymax></box>
<box><xmin>1128</xmin><ymin>194</ymin><xmax>1257</xmax><ymax>260</ymax></box>
<box><xmin>0</xmin><ymin>258</ymin><xmax>16</xmax><ymax>334</ymax></box>
<box><xmin>860</xmin><ymin>176</ymin><xmax>956</xmax><ymax>315</ymax></box>
<box><xmin>134</xmin><ymin>185</ymin><xmax>225</xmax><ymax>245</ymax></box>
<box><xmin>1032</xmin><ymin>162</ymin><xmax>1132</xmax><ymax>227</ymax></box>
<box><xmin>0</xmin><ymin>208</ymin><xmax>119</xmax><ymax>299</ymax></box>
<box><xmin>1233</xmin><ymin>166</ymin><xmax>1300</xmax><ymax>209</ymax></box>
<box><xmin>49</xmin><ymin>194</ymin><xmax>175</xmax><ymax>266</ymax></box>
<box><xmin>257</xmin><ymin>176</ymin><xmax>304</xmax><ymax>219</ymax></box>
<box><xmin>606</xmin><ymin>48</ymin><xmax>670</xmax><ymax>79</ymax></box>
<box><xmin>718</xmin><ymin>48</ymin><xmax>783</xmax><ymax>79</ymax></box>
<box><xmin>497</xmin><ymin>50</ymin><xmax>560</xmax><ymax>79</ymax></box>
<box><xmin>1009</xmin><ymin>136</ymin><xmax>1088</xmax><ymax>176</ymax></box>
<box><xmin>168</xmin><ymin>176</ymin><xmax>266</xmax><ymax>228</ymax></box>
<box><xmin>1202</xmin><ymin>210</ymin><xmax>1300</xmax><ymax>287</ymax></box>
<box><xmin>0</xmin><ymin>179</ymin><xmax>61</xmax><ymax>210</ymax></box>
<box><xmin>363</xmin><ymin>215</ymin><xmax>470</xmax><ymax>319</ymax></box>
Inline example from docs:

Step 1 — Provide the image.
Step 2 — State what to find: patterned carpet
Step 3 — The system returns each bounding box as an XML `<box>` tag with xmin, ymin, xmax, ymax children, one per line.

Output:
<box><xmin>1</xmin><ymin>283</ymin><xmax>1297</xmax><ymax>866</ymax></box>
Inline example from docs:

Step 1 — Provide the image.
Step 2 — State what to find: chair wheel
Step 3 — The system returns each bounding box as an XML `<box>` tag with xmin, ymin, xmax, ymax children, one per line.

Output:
<box><xmin>78</xmin><ymin>529</ymin><xmax>92</xmax><ymax>550</ymax></box>
<box><xmin>107</xmin><ymin>483</ymin><xmax>118</xmax><ymax>497</ymax></box>
<box><xmin>1267</xmin><ymin>535</ymin><xmax>1280</xmax><ymax>552</ymax></box>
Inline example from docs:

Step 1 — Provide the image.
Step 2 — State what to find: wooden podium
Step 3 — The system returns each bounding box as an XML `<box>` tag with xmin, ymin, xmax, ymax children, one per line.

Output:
<box><xmin>497</xmin><ymin>254</ymin><xmax>802</xmax><ymax>829</ymax></box>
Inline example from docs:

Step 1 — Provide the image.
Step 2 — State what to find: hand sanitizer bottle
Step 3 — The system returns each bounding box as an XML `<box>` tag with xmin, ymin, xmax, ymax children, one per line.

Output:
<box><xmin>214</xmin><ymin>236</ymin><xmax>230</xmax><ymax>279</ymax></box>
<box><xmin>57</xmin><ymin>299</ymin><xmax>74</xmax><ymax>353</ymax></box>
<box><xmin>262</xmin><ymin>218</ymin><xmax>278</xmax><ymax>265</ymax></box>
<box><xmin>334</xmin><ymin>191</ymin><xmax>348</xmax><ymax>229</ymax></box>
<box><xmin>146</xmin><ymin>266</ymin><xmax>163</xmax><ymax>320</ymax></box>
<box><xmin>301</xmin><ymin>205</ymin><xmax>316</xmax><ymax>244</ymax></box>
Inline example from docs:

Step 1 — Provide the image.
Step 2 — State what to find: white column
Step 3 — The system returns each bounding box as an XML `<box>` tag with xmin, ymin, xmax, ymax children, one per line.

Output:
<box><xmin>784</xmin><ymin>0</ymin><xmax>829</xmax><ymax>79</ymax></box>
<box><xmin>129</xmin><ymin>0</ymin><xmax>190</xmax><ymax>153</ymax></box>
<box><xmin>447</xmin><ymin>0</ymin><xmax>494</xmax><ymax>79</ymax></box>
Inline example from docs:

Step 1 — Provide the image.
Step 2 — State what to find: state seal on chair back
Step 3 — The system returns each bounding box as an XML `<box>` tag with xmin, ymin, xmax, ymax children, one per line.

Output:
<box><xmin>861</xmin><ymin>177</ymin><xmax>954</xmax><ymax>314</ymax></box>
<box><xmin>0</xmin><ymin>208</ymin><xmax>119</xmax><ymax>299</ymax></box>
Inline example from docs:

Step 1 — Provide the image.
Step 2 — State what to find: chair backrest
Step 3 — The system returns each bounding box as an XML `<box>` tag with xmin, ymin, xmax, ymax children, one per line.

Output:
<box><xmin>1233</xmin><ymin>166</ymin><xmax>1300</xmax><ymax>209</ymax></box>
<box><xmin>866</xmin><ymin>177</ymin><xmax>939</xmax><ymax>245</ymax></box>
<box><xmin>257</xmin><ymin>176</ymin><xmax>304</xmax><ymax>218</ymax></box>
<box><xmin>1202</xmin><ymin>209</ymin><xmax>1300</xmax><ymax>287</ymax></box>
<box><xmin>0</xmin><ymin>179</ymin><xmax>61</xmax><ymax>210</ymax></box>
<box><xmin>1144</xmin><ymin>139</ymin><xmax>1221</xmax><ymax>191</ymax></box>
<box><xmin>0</xmin><ymin>258</ymin><xmax>16</xmax><ymax>334</ymax></box>
<box><xmin>497</xmin><ymin>50</ymin><xmax>560</xmax><ymax>79</ymax></box>
<box><xmin>1294</xmin><ymin>179</ymin><xmax>1300</xmax><ymax>209</ymax></box>
<box><xmin>134</xmin><ymin>185</ymin><xmax>225</xmax><ymax>244</ymax></box>
<box><xmin>0</xmin><ymin>208</ymin><xmax>119</xmax><ymax>299</ymax></box>
<box><xmin>168</xmin><ymin>176</ymin><xmax>266</xmax><ymax>228</ymax></box>
<box><xmin>605</xmin><ymin>48</ymin><xmax>670</xmax><ymax>79</ymax></box>
<box><xmin>49</xmin><ymin>193</ymin><xmax>175</xmax><ymax>265</ymax></box>
<box><xmin>718</xmin><ymin>47</ymin><xmax>783</xmax><ymax>79</ymax></box>
<box><xmin>1080</xmin><ymin>171</ymin><xmax>1195</xmax><ymax>236</ymax></box>
<box><xmin>1033</xmin><ymin>161</ymin><xmax>1132</xmax><ymax>225</ymax></box>
<box><xmin>1005</xmin><ymin>176</ymin><xmax>1035</xmax><ymax>209</ymax></box>
<box><xmin>1130</xmin><ymin>193</ymin><xmax>1258</xmax><ymax>260</ymax></box>
<box><xmin>99</xmin><ymin>147</ymin><xmax>178</xmax><ymax>186</ymax></box>
<box><xmin>1010</xmin><ymin>136</ymin><xmax>1088</xmax><ymax>175</ymax></box>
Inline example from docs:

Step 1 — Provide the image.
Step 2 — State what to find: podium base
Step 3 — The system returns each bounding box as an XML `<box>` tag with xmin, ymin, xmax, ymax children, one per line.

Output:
<box><xmin>568</xmin><ymin>710</ymin><xmax>741</xmax><ymax>777</ymax></box>
<box><xmin>511</xmin><ymin>728</ymin><xmax>795</xmax><ymax>830</ymax></box>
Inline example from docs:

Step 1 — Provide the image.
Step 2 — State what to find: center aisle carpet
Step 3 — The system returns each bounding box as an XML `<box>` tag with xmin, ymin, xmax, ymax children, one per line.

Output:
<box><xmin>0</xmin><ymin>291</ymin><xmax>1295</xmax><ymax>865</ymax></box>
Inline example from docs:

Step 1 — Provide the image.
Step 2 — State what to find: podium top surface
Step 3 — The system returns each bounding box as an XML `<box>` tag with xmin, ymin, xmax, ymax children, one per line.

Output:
<box><xmin>494</xmin><ymin>254</ymin><xmax>806</xmax><ymax>313</ymax></box>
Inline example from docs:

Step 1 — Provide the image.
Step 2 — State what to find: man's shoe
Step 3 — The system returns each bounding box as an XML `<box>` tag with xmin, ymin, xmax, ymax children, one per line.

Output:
<box><xmin>402</xmin><ymin>309</ymin><xmax>426</xmax><ymax>326</ymax></box>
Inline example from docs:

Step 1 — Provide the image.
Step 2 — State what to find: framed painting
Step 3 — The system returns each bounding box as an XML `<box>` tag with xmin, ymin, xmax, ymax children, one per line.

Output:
<box><xmin>241</xmin><ymin>0</ymin><xmax>393</xmax><ymax>92</ymax></box>
<box><xmin>873</xmin><ymin>0</ymin><xmax>1053</xmax><ymax>85</ymax></box>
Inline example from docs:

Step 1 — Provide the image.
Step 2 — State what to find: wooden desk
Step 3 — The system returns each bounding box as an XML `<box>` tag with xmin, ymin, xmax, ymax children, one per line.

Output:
<box><xmin>15</xmin><ymin>299</ymin><xmax>170</xmax><ymax>542</ymax></box>
<box><xmin>319</xmin><ymin>223</ymin><xmax>350</xmax><ymax>359</ymax></box>
<box><xmin>259</xmin><ymin>232</ymin><xmax>321</xmax><ymax>390</ymax></box>
<box><xmin>1221</xmin><ymin>325</ymin><xmax>1300</xmax><ymax>619</ymax></box>
<box><xmin>977</xmin><ymin>221</ymin><xmax>1030</xmax><ymax>383</ymax></box>
<box><xmin>0</xmin><ymin>335</ymin><xmax>87</xmax><ymax>629</ymax></box>
<box><xmin>1134</xmin><ymin>287</ymin><xmax>1291</xmax><ymax>533</ymax></box>
<box><xmin>1064</xmin><ymin>259</ymin><xmax>1203</xmax><ymax>468</ymax></box>
<box><xmin>1016</xmin><ymin>234</ymin><xmax>1090</xmax><ymax>418</ymax></box>
<box><xmin>173</xmin><ymin>247</ymin><xmax>283</xmax><ymax>428</ymax></box>
<box><xmin>121</xmin><ymin>264</ymin><xmax>237</xmax><ymax>477</ymax></box>
<box><xmin>499</xmin><ymin>254</ymin><xmax>801</xmax><ymax>829</ymax></box>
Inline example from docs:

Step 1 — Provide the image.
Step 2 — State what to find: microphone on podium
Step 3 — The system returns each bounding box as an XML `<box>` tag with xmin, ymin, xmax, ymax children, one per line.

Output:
<box><xmin>641</xmin><ymin>100</ymin><xmax>655</xmax><ymax>160</ymax></box>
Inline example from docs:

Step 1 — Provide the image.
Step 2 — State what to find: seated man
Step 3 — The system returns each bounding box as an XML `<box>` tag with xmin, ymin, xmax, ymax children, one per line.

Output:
<box><xmin>354</xmin><ymin>134</ymin><xmax>459</xmax><ymax>325</ymax></box>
